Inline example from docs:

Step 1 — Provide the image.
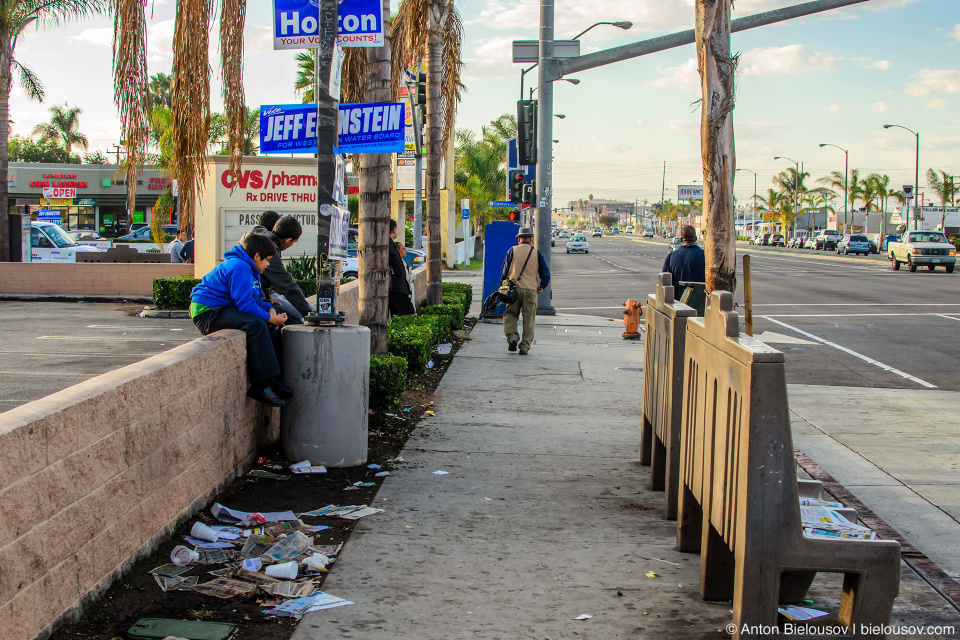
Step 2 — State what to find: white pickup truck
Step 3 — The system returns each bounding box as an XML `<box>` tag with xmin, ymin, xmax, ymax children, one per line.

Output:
<box><xmin>887</xmin><ymin>230</ymin><xmax>956</xmax><ymax>273</ymax></box>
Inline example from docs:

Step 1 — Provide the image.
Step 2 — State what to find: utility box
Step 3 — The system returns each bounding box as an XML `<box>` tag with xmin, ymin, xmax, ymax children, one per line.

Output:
<box><xmin>481</xmin><ymin>221</ymin><xmax>520</xmax><ymax>319</ymax></box>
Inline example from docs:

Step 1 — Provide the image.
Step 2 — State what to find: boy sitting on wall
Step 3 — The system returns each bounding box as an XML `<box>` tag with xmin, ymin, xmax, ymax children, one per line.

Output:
<box><xmin>189</xmin><ymin>232</ymin><xmax>293</xmax><ymax>408</ymax></box>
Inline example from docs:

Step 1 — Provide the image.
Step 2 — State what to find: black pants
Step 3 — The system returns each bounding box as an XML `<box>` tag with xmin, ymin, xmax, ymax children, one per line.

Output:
<box><xmin>193</xmin><ymin>306</ymin><xmax>282</xmax><ymax>384</ymax></box>
<box><xmin>389</xmin><ymin>292</ymin><xmax>415</xmax><ymax>317</ymax></box>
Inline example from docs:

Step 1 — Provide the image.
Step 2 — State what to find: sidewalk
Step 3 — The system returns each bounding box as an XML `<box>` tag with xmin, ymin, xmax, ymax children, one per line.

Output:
<box><xmin>292</xmin><ymin>311</ymin><xmax>959</xmax><ymax>638</ymax></box>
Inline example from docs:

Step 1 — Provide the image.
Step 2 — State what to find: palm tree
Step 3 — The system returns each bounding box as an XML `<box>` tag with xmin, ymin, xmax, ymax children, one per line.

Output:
<box><xmin>392</xmin><ymin>0</ymin><xmax>464</xmax><ymax>305</ymax></box>
<box><xmin>0</xmin><ymin>0</ymin><xmax>109</xmax><ymax>260</ymax></box>
<box><xmin>868</xmin><ymin>173</ymin><xmax>894</xmax><ymax>237</ymax></box>
<box><xmin>926</xmin><ymin>169</ymin><xmax>958</xmax><ymax>231</ymax></box>
<box><xmin>149</xmin><ymin>72</ymin><xmax>172</xmax><ymax>108</ymax></box>
<box><xmin>754</xmin><ymin>188</ymin><xmax>783</xmax><ymax>232</ymax></box>
<box><xmin>357</xmin><ymin>0</ymin><xmax>392</xmax><ymax>355</ymax></box>
<box><xmin>293</xmin><ymin>51</ymin><xmax>316</xmax><ymax>103</ymax></box>
<box><xmin>32</xmin><ymin>103</ymin><xmax>89</xmax><ymax>157</ymax></box>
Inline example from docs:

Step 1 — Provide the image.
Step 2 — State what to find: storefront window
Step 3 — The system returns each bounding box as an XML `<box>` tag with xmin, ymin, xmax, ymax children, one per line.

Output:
<box><xmin>99</xmin><ymin>207</ymin><xmax>129</xmax><ymax>237</ymax></box>
<box><xmin>66</xmin><ymin>207</ymin><xmax>96</xmax><ymax>230</ymax></box>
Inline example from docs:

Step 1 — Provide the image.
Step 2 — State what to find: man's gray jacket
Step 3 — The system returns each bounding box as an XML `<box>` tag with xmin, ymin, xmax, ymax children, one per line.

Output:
<box><xmin>252</xmin><ymin>225</ymin><xmax>312</xmax><ymax>317</ymax></box>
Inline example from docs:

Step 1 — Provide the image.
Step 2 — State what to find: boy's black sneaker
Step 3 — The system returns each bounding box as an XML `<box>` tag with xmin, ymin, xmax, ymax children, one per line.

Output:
<box><xmin>248</xmin><ymin>385</ymin><xmax>285</xmax><ymax>408</ymax></box>
<box><xmin>270</xmin><ymin>379</ymin><xmax>295</xmax><ymax>399</ymax></box>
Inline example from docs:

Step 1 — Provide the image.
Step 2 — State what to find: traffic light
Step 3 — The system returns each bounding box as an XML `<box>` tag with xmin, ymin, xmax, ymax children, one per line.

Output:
<box><xmin>416</xmin><ymin>72</ymin><xmax>426</xmax><ymax>128</ymax></box>
<box><xmin>522</xmin><ymin>181</ymin><xmax>535</xmax><ymax>206</ymax></box>
<box><xmin>509</xmin><ymin>170</ymin><xmax>524</xmax><ymax>204</ymax></box>
<box><xmin>517</xmin><ymin>100</ymin><xmax>537</xmax><ymax>165</ymax></box>
<box><xmin>508</xmin><ymin>211</ymin><xmax>518</xmax><ymax>221</ymax></box>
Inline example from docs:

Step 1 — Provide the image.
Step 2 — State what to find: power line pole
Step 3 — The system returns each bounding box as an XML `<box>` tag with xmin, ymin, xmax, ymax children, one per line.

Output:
<box><xmin>535</xmin><ymin>0</ymin><xmax>556</xmax><ymax>315</ymax></box>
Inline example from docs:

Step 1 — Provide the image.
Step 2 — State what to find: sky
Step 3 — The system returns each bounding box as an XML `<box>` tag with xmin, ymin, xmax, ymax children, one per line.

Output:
<box><xmin>8</xmin><ymin>0</ymin><xmax>960</xmax><ymax>208</ymax></box>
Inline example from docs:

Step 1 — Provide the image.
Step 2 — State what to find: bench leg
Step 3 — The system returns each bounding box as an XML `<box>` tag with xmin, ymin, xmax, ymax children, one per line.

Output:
<box><xmin>732</xmin><ymin>555</ymin><xmax>780</xmax><ymax>639</ymax></box>
<box><xmin>780</xmin><ymin>570</ymin><xmax>817</xmax><ymax>604</ymax></box>
<box><xmin>663</xmin><ymin>432</ymin><xmax>681</xmax><ymax>521</ymax></box>
<box><xmin>650</xmin><ymin>434</ymin><xmax>666</xmax><ymax>491</ymax></box>
<box><xmin>839</xmin><ymin>568</ymin><xmax>898</xmax><ymax>630</ymax></box>
<box><xmin>676</xmin><ymin>485</ymin><xmax>703</xmax><ymax>553</ymax></box>
<box><xmin>700</xmin><ymin>521</ymin><xmax>735</xmax><ymax>602</ymax></box>
<box><xmin>640</xmin><ymin>415</ymin><xmax>653</xmax><ymax>466</ymax></box>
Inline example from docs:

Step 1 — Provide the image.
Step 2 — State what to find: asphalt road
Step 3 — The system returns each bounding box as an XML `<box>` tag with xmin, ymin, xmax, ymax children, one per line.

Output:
<box><xmin>549</xmin><ymin>235</ymin><xmax>960</xmax><ymax>391</ymax></box>
<box><xmin>0</xmin><ymin>302</ymin><xmax>196</xmax><ymax>411</ymax></box>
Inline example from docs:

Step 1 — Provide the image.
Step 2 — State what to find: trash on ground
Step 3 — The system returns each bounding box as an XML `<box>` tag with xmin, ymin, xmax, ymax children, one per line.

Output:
<box><xmin>191</xmin><ymin>577</ymin><xmax>257</xmax><ymax>598</ymax></box>
<box><xmin>211</xmin><ymin>503</ymin><xmax>297</xmax><ymax>524</ymax></box>
<box><xmin>778</xmin><ymin>606</ymin><xmax>829</xmax><ymax>621</ymax></box>
<box><xmin>264</xmin><ymin>592</ymin><xmax>353</xmax><ymax>618</ymax></box>
<box><xmin>290</xmin><ymin>460</ymin><xmax>327</xmax><ymax>474</ymax></box>
<box><xmin>247</xmin><ymin>469</ymin><xmax>291</xmax><ymax>481</ymax></box>
<box><xmin>150</xmin><ymin>564</ymin><xmax>191</xmax><ymax>578</ymax></box>
<box><xmin>644</xmin><ymin>572</ymin><xmax>660</xmax><ymax>578</ymax></box>
<box><xmin>241</xmin><ymin>535</ymin><xmax>275</xmax><ymax>559</ymax></box>
<box><xmin>196</xmin><ymin>548</ymin><xmax>239</xmax><ymax>564</ymax></box>
<box><xmin>337</xmin><ymin>506</ymin><xmax>384</xmax><ymax>520</ymax></box>
<box><xmin>353</xmin><ymin>481</ymin><xmax>375</xmax><ymax>487</ymax></box>
<box><xmin>127</xmin><ymin>618</ymin><xmax>238</xmax><ymax>640</ymax></box>
<box><xmin>436</xmin><ymin>343</ymin><xmax>453</xmax><ymax>355</ymax></box>
<box><xmin>574</xmin><ymin>614</ymin><xmax>593</xmax><ymax>620</ymax></box>
<box><xmin>263</xmin><ymin>531</ymin><xmax>312</xmax><ymax>562</ymax></box>
<box><xmin>651</xmin><ymin>558</ymin><xmax>680</xmax><ymax>566</ymax></box>
<box><xmin>242</xmin><ymin>558</ymin><xmax>262</xmax><ymax>572</ymax></box>
<box><xmin>367</xmin><ymin>463</ymin><xmax>381</xmax><ymax>469</ymax></box>
<box><xmin>266</xmin><ymin>580</ymin><xmax>316</xmax><ymax>598</ymax></box>
<box><xmin>209</xmin><ymin>525</ymin><xmax>244</xmax><ymax>540</ymax></box>
<box><xmin>425</xmin><ymin>410</ymin><xmax>436</xmax><ymax>417</ymax></box>
<box><xmin>264</xmin><ymin>561</ymin><xmax>299</xmax><ymax>580</ymax></box>
<box><xmin>302</xmin><ymin>505</ymin><xmax>364</xmax><ymax>517</ymax></box>
<box><xmin>301</xmin><ymin>553</ymin><xmax>332</xmax><ymax>571</ymax></box>
<box><xmin>181</xmin><ymin>536</ymin><xmax>235</xmax><ymax>549</ymax></box>
<box><xmin>427</xmin><ymin>360</ymin><xmax>434</xmax><ymax>368</ymax></box>
<box><xmin>432</xmin><ymin>470</ymin><xmax>449</xmax><ymax>475</ymax></box>
<box><xmin>170</xmin><ymin>545</ymin><xmax>199</xmax><ymax>566</ymax></box>
<box><xmin>374</xmin><ymin>471</ymin><xmax>389</xmax><ymax>477</ymax></box>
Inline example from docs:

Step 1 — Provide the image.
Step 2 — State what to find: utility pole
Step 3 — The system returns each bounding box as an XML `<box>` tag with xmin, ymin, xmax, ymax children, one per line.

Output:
<box><xmin>534</xmin><ymin>0</ymin><xmax>556</xmax><ymax>314</ymax></box>
<box><xmin>403</xmin><ymin>75</ymin><xmax>425</xmax><ymax>250</ymax></box>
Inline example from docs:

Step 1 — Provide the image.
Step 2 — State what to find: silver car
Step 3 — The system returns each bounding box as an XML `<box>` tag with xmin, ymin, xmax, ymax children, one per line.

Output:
<box><xmin>566</xmin><ymin>235</ymin><xmax>589</xmax><ymax>254</ymax></box>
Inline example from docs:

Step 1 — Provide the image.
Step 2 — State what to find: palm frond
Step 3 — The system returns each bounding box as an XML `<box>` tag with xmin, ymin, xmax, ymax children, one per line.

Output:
<box><xmin>220</xmin><ymin>0</ymin><xmax>246</xmax><ymax>177</ymax></box>
<box><xmin>113</xmin><ymin>0</ymin><xmax>150</xmax><ymax>220</ymax></box>
<box><xmin>13</xmin><ymin>59</ymin><xmax>45</xmax><ymax>102</ymax></box>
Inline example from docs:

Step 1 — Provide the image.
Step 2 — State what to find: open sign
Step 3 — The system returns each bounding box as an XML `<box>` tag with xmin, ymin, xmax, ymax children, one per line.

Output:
<box><xmin>42</xmin><ymin>186</ymin><xmax>77</xmax><ymax>199</ymax></box>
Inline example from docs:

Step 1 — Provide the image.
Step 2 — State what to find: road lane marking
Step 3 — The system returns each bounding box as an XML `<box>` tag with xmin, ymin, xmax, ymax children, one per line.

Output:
<box><xmin>760</xmin><ymin>316</ymin><xmax>937</xmax><ymax>389</ymax></box>
<box><xmin>761</xmin><ymin>313</ymin><xmax>960</xmax><ymax>318</ymax></box>
<box><xmin>35</xmin><ymin>336</ymin><xmax>193</xmax><ymax>342</ymax></box>
<box><xmin>754</xmin><ymin>303</ymin><xmax>960</xmax><ymax>307</ymax></box>
<box><xmin>555</xmin><ymin>306</ymin><xmax>628</xmax><ymax>310</ymax></box>
<box><xmin>939</xmin><ymin>315</ymin><xmax>960</xmax><ymax>323</ymax></box>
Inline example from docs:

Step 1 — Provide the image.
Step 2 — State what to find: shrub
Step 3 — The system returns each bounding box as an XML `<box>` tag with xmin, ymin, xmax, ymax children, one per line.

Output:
<box><xmin>369</xmin><ymin>354</ymin><xmax>407</xmax><ymax>411</ymax></box>
<box><xmin>387</xmin><ymin>324</ymin><xmax>433</xmax><ymax>372</ymax></box>
<box><xmin>295</xmin><ymin>278</ymin><xmax>317</xmax><ymax>297</ymax></box>
<box><xmin>286</xmin><ymin>254</ymin><xmax>316</xmax><ymax>280</ymax></box>
<box><xmin>441</xmin><ymin>282</ymin><xmax>472</xmax><ymax>317</ymax></box>
<box><xmin>420</xmin><ymin>303</ymin><xmax>464</xmax><ymax>331</ymax></box>
<box><xmin>153</xmin><ymin>274</ymin><xmax>200</xmax><ymax>310</ymax></box>
<box><xmin>390</xmin><ymin>314</ymin><xmax>445</xmax><ymax>343</ymax></box>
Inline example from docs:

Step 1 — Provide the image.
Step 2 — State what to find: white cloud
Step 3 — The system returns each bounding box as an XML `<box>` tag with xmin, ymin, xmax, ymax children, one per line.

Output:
<box><xmin>68</xmin><ymin>27</ymin><xmax>112</xmax><ymax>47</ymax></box>
<box><xmin>644</xmin><ymin>58</ymin><xmax>699</xmax><ymax>91</ymax></box>
<box><xmin>739</xmin><ymin>121</ymin><xmax>797</xmax><ymax>141</ymax></box>
<box><xmin>869</xmin><ymin>60</ymin><xmax>891</xmax><ymax>71</ymax></box>
<box><xmin>952</xmin><ymin>24</ymin><xmax>960</xmax><ymax>42</ymax></box>
<box><xmin>462</xmin><ymin>37</ymin><xmax>516</xmax><ymax>80</ymax></box>
<box><xmin>739</xmin><ymin>45</ymin><xmax>842</xmax><ymax>76</ymax></box>
<box><xmin>905</xmin><ymin>69</ymin><xmax>960</xmax><ymax>96</ymax></box>
<box><xmin>926</xmin><ymin>99</ymin><xmax>947</xmax><ymax>110</ymax></box>
<box><xmin>666</xmin><ymin>119</ymin><xmax>698</xmax><ymax>134</ymax></box>
<box><xmin>468</xmin><ymin>0</ymin><xmax>693</xmax><ymax>35</ymax></box>
<box><xmin>636</xmin><ymin>119</ymin><xmax>644</xmax><ymax>127</ymax></box>
<box><xmin>826</xmin><ymin>104</ymin><xmax>843</xmax><ymax>112</ymax></box>
<box><xmin>871</xmin><ymin>102</ymin><xmax>890</xmax><ymax>113</ymax></box>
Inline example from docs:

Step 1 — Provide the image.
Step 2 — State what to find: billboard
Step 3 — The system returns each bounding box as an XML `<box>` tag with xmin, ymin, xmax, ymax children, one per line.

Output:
<box><xmin>273</xmin><ymin>0</ymin><xmax>383</xmax><ymax>50</ymax></box>
<box><xmin>260</xmin><ymin>102</ymin><xmax>405</xmax><ymax>155</ymax></box>
<box><xmin>677</xmin><ymin>185</ymin><xmax>703</xmax><ymax>201</ymax></box>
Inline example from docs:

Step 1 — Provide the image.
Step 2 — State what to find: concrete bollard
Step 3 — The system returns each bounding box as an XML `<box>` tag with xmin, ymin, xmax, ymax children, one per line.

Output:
<box><xmin>280</xmin><ymin>324</ymin><xmax>370</xmax><ymax>467</ymax></box>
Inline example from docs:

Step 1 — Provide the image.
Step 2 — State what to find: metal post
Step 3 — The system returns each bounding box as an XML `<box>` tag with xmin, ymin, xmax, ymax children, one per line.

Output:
<box><xmin>534</xmin><ymin>0</ymin><xmax>555</xmax><ymax>315</ymax></box>
<box><xmin>414</xmin><ymin>147</ymin><xmax>423</xmax><ymax>250</ymax></box>
<box><xmin>743</xmin><ymin>254</ymin><xmax>753</xmax><ymax>336</ymax></box>
<box><xmin>914</xmin><ymin>132</ymin><xmax>919</xmax><ymax>231</ymax></box>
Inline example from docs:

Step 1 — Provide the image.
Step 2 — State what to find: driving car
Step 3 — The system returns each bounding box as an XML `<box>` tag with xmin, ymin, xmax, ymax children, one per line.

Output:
<box><xmin>592</xmin><ymin>230</ymin><xmax>602</xmax><ymax>237</ymax></box>
<box><xmin>116</xmin><ymin>225</ymin><xmax>179</xmax><ymax>241</ymax></box>
<box><xmin>837</xmin><ymin>234</ymin><xmax>870</xmax><ymax>256</ymax></box>
<box><xmin>642</xmin><ymin>229</ymin><xmax>655</xmax><ymax>238</ymax></box>
<box><xmin>566</xmin><ymin>235</ymin><xmax>589</xmax><ymax>253</ymax></box>
<box><xmin>669</xmin><ymin>236</ymin><xmax>684</xmax><ymax>252</ymax></box>
<box><xmin>611</xmin><ymin>228</ymin><xmax>620</xmax><ymax>235</ymax></box>
<box><xmin>559</xmin><ymin>231</ymin><xmax>570</xmax><ymax>239</ymax></box>
<box><xmin>769</xmin><ymin>234</ymin><xmax>786</xmax><ymax>247</ymax></box>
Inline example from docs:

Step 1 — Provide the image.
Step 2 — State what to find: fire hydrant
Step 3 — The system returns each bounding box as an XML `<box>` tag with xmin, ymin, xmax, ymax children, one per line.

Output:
<box><xmin>622</xmin><ymin>299</ymin><xmax>643</xmax><ymax>340</ymax></box>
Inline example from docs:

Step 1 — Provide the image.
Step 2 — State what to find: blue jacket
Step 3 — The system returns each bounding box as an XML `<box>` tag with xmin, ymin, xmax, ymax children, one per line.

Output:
<box><xmin>662</xmin><ymin>244</ymin><xmax>706</xmax><ymax>296</ymax></box>
<box><xmin>190</xmin><ymin>245</ymin><xmax>274</xmax><ymax>322</ymax></box>
<box><xmin>500</xmin><ymin>244</ymin><xmax>551</xmax><ymax>289</ymax></box>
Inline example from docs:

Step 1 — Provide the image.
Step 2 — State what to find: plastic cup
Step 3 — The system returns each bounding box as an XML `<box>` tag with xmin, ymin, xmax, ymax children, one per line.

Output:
<box><xmin>191</xmin><ymin>521</ymin><xmax>220</xmax><ymax>542</ymax></box>
<box><xmin>265</xmin><ymin>561</ymin><xmax>298</xmax><ymax>580</ymax></box>
<box><xmin>171</xmin><ymin>545</ymin><xmax>200</xmax><ymax>566</ymax></box>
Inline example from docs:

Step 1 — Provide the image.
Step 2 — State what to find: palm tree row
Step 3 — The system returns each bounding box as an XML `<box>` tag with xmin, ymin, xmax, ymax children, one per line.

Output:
<box><xmin>454</xmin><ymin>113</ymin><xmax>517</xmax><ymax>239</ymax></box>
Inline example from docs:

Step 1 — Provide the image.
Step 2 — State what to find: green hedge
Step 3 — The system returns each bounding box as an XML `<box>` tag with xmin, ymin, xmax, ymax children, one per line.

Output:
<box><xmin>295</xmin><ymin>278</ymin><xmax>317</xmax><ymax>297</ymax></box>
<box><xmin>420</xmin><ymin>303</ymin><xmax>464</xmax><ymax>331</ymax></box>
<box><xmin>441</xmin><ymin>282</ymin><xmax>472</xmax><ymax>317</ymax></box>
<box><xmin>389</xmin><ymin>314</ymin><xmax>446</xmax><ymax>343</ymax></box>
<box><xmin>387</xmin><ymin>324</ymin><xmax>433</xmax><ymax>372</ymax></box>
<box><xmin>369</xmin><ymin>354</ymin><xmax>407</xmax><ymax>411</ymax></box>
<box><xmin>153</xmin><ymin>275</ymin><xmax>201</xmax><ymax>310</ymax></box>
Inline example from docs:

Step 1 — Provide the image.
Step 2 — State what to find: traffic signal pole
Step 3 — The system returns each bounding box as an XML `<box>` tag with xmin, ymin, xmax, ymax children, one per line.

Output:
<box><xmin>535</xmin><ymin>0</ymin><xmax>556</xmax><ymax>315</ymax></box>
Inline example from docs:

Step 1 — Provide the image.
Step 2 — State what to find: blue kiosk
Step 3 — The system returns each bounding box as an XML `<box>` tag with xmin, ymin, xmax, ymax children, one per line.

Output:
<box><xmin>481</xmin><ymin>220</ymin><xmax>521</xmax><ymax>319</ymax></box>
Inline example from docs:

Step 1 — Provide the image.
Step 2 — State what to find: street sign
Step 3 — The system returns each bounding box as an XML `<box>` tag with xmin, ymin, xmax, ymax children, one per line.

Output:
<box><xmin>512</xmin><ymin>40</ymin><xmax>581</xmax><ymax>63</ymax></box>
<box><xmin>489</xmin><ymin>200</ymin><xmax>514</xmax><ymax>208</ymax></box>
<box><xmin>890</xmin><ymin>212</ymin><xmax>903</xmax><ymax>224</ymax></box>
<box><xmin>272</xmin><ymin>0</ymin><xmax>384</xmax><ymax>49</ymax></box>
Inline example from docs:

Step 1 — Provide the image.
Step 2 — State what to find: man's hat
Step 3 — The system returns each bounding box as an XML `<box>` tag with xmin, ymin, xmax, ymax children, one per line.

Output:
<box><xmin>517</xmin><ymin>227</ymin><xmax>534</xmax><ymax>238</ymax></box>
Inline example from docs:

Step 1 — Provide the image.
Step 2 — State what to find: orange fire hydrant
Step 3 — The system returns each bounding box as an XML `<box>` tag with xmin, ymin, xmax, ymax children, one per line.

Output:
<box><xmin>622</xmin><ymin>299</ymin><xmax>643</xmax><ymax>339</ymax></box>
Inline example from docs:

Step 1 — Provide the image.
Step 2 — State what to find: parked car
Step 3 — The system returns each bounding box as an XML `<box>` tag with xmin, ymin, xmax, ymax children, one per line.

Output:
<box><xmin>837</xmin><ymin>234</ymin><xmax>870</xmax><ymax>255</ymax></box>
<box><xmin>566</xmin><ymin>235</ymin><xmax>589</xmax><ymax>253</ymax></box>
<box><xmin>116</xmin><ymin>225</ymin><xmax>179</xmax><ymax>242</ymax></box>
<box><xmin>769</xmin><ymin>234</ymin><xmax>785</xmax><ymax>247</ymax></box>
<box><xmin>611</xmin><ymin>228</ymin><xmax>620</xmax><ymax>235</ymax></box>
<box><xmin>401</xmin><ymin>247</ymin><xmax>425</xmax><ymax>270</ymax></box>
<box><xmin>129</xmin><ymin>222</ymin><xmax>149</xmax><ymax>231</ymax></box>
<box><xmin>787</xmin><ymin>236</ymin><xmax>804</xmax><ymax>248</ymax></box>
<box><xmin>625</xmin><ymin>226</ymin><xmax>634</xmax><ymax>234</ymax></box>
<box><xmin>642</xmin><ymin>229</ymin><xmax>655</xmax><ymax>238</ymax></box>
<box><xmin>592</xmin><ymin>230</ymin><xmax>602</xmax><ymax>237</ymax></box>
<box><xmin>868</xmin><ymin>238</ymin><xmax>878</xmax><ymax>254</ymax></box>
<box><xmin>753</xmin><ymin>233</ymin><xmax>771</xmax><ymax>246</ymax></box>
<box><xmin>814</xmin><ymin>229</ymin><xmax>841</xmax><ymax>250</ymax></box>
<box><xmin>803</xmin><ymin>236</ymin><xmax>818</xmax><ymax>250</ymax></box>
<box><xmin>30</xmin><ymin>222</ymin><xmax>103</xmax><ymax>256</ymax></box>
<box><xmin>669</xmin><ymin>236</ymin><xmax>684</xmax><ymax>252</ymax></box>
<box><xmin>65</xmin><ymin>230</ymin><xmax>104</xmax><ymax>242</ymax></box>
<box><xmin>888</xmin><ymin>231</ymin><xmax>957</xmax><ymax>273</ymax></box>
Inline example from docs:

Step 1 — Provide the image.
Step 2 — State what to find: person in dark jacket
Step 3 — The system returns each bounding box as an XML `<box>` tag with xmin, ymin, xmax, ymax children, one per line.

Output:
<box><xmin>179</xmin><ymin>236</ymin><xmax>195</xmax><ymax>263</ymax></box>
<box><xmin>662</xmin><ymin>225</ymin><xmax>706</xmax><ymax>298</ymax></box>
<box><xmin>388</xmin><ymin>219</ymin><xmax>415</xmax><ymax>316</ymax></box>
<box><xmin>189</xmin><ymin>233</ymin><xmax>292</xmax><ymax>407</ymax></box>
<box><xmin>499</xmin><ymin>227</ymin><xmax>550</xmax><ymax>355</ymax></box>
<box><xmin>258</xmin><ymin>216</ymin><xmax>311</xmax><ymax>324</ymax></box>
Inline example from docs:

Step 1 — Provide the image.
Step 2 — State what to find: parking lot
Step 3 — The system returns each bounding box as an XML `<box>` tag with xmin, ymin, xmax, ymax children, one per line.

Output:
<box><xmin>0</xmin><ymin>302</ymin><xmax>196</xmax><ymax>411</ymax></box>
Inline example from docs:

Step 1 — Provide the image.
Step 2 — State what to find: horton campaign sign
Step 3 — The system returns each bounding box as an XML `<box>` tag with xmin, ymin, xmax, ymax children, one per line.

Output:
<box><xmin>260</xmin><ymin>102</ymin><xmax>405</xmax><ymax>155</ymax></box>
<box><xmin>273</xmin><ymin>0</ymin><xmax>383</xmax><ymax>49</ymax></box>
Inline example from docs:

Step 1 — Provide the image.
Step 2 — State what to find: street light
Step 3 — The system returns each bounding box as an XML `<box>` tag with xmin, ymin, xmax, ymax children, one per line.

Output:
<box><xmin>554</xmin><ymin>114</ymin><xmax>565</xmax><ymax>119</ymax></box>
<box><xmin>774</xmin><ymin>156</ymin><xmax>800</xmax><ymax>237</ymax></box>
<box><xmin>529</xmin><ymin>78</ymin><xmax>580</xmax><ymax>99</ymax></box>
<box><xmin>571</xmin><ymin>21</ymin><xmax>633</xmax><ymax>40</ymax></box>
<box><xmin>737</xmin><ymin>168</ymin><xmax>757</xmax><ymax>239</ymax></box>
<box><xmin>883</xmin><ymin>124</ymin><xmax>920</xmax><ymax>231</ymax></box>
<box><xmin>819</xmin><ymin>143</ymin><xmax>848</xmax><ymax>234</ymax></box>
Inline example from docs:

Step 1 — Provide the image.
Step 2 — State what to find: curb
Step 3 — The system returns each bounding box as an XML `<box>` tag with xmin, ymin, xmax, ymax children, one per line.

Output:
<box><xmin>0</xmin><ymin>294</ymin><xmax>153</xmax><ymax>304</ymax></box>
<box><xmin>140</xmin><ymin>307</ymin><xmax>190</xmax><ymax>319</ymax></box>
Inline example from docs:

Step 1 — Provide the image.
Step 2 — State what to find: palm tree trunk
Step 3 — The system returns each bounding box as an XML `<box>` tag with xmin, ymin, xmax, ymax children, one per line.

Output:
<box><xmin>424</xmin><ymin>0</ymin><xmax>447</xmax><ymax>306</ymax></box>
<box><xmin>0</xmin><ymin>37</ymin><xmax>11</xmax><ymax>262</ymax></box>
<box><xmin>696</xmin><ymin>0</ymin><xmax>737</xmax><ymax>293</ymax></box>
<box><xmin>358</xmin><ymin>0</ymin><xmax>392</xmax><ymax>355</ymax></box>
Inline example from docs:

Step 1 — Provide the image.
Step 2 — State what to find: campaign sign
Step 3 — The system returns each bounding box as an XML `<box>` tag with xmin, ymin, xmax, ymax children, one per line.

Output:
<box><xmin>337</xmin><ymin>102</ymin><xmax>405</xmax><ymax>154</ymax></box>
<box><xmin>260</xmin><ymin>104</ymin><xmax>318</xmax><ymax>154</ymax></box>
<box><xmin>273</xmin><ymin>0</ymin><xmax>383</xmax><ymax>50</ymax></box>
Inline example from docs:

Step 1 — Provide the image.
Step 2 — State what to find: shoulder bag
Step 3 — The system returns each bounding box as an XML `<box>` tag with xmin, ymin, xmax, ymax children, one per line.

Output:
<box><xmin>498</xmin><ymin>245</ymin><xmax>534</xmax><ymax>304</ymax></box>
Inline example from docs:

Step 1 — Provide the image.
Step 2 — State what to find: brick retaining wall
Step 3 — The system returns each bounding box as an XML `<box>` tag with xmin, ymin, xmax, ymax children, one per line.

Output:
<box><xmin>0</xmin><ymin>330</ymin><xmax>278</xmax><ymax>640</ymax></box>
<box><xmin>0</xmin><ymin>263</ymin><xmax>194</xmax><ymax>297</ymax></box>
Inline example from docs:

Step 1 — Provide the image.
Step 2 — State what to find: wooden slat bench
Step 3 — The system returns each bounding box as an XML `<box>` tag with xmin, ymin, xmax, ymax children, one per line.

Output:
<box><xmin>675</xmin><ymin>291</ymin><xmax>900</xmax><ymax>638</ymax></box>
<box><xmin>640</xmin><ymin>272</ymin><xmax>696</xmax><ymax>519</ymax></box>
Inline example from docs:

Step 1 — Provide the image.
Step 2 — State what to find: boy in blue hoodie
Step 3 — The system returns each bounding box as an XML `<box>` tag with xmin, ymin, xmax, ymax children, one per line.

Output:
<box><xmin>190</xmin><ymin>232</ymin><xmax>293</xmax><ymax>407</ymax></box>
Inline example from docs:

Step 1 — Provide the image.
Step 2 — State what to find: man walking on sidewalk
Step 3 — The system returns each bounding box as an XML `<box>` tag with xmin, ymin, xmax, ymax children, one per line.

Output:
<box><xmin>500</xmin><ymin>227</ymin><xmax>550</xmax><ymax>355</ymax></box>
